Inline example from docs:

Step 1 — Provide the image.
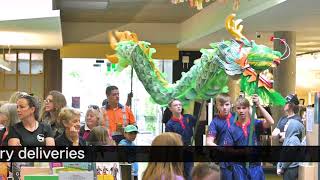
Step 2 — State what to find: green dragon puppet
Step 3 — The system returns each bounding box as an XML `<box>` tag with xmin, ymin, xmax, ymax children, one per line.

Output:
<box><xmin>106</xmin><ymin>14</ymin><xmax>289</xmax><ymax>107</ymax></box>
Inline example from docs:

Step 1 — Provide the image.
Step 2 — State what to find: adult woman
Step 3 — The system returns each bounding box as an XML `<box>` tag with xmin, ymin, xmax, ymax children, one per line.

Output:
<box><xmin>0</xmin><ymin>103</ymin><xmax>19</xmax><ymax>146</ymax></box>
<box><xmin>55</xmin><ymin>107</ymin><xmax>85</xmax><ymax>146</ymax></box>
<box><xmin>79</xmin><ymin>105</ymin><xmax>102</xmax><ymax>141</ymax></box>
<box><xmin>8</xmin><ymin>91</ymin><xmax>28</xmax><ymax>103</ymax></box>
<box><xmin>8</xmin><ymin>95</ymin><xmax>55</xmax><ymax>146</ymax></box>
<box><xmin>86</xmin><ymin>126</ymin><xmax>115</xmax><ymax>145</ymax></box>
<box><xmin>40</xmin><ymin>90</ymin><xmax>67</xmax><ymax>138</ymax></box>
<box><xmin>142</xmin><ymin>132</ymin><xmax>184</xmax><ymax>180</ymax></box>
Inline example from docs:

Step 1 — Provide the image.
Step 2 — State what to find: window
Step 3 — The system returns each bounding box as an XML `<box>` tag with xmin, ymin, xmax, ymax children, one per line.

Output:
<box><xmin>62</xmin><ymin>58</ymin><xmax>173</xmax><ymax>145</ymax></box>
<box><xmin>0</xmin><ymin>50</ymin><xmax>44</xmax><ymax>100</ymax></box>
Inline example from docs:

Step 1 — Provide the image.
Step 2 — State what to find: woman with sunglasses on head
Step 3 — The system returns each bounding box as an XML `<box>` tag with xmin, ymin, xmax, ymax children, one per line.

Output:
<box><xmin>40</xmin><ymin>90</ymin><xmax>67</xmax><ymax>138</ymax></box>
<box><xmin>79</xmin><ymin>105</ymin><xmax>102</xmax><ymax>141</ymax></box>
<box><xmin>8</xmin><ymin>95</ymin><xmax>55</xmax><ymax>146</ymax></box>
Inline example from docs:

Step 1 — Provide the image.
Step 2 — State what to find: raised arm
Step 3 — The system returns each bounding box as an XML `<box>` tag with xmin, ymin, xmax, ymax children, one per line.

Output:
<box><xmin>252</xmin><ymin>94</ymin><xmax>274</xmax><ymax>128</ymax></box>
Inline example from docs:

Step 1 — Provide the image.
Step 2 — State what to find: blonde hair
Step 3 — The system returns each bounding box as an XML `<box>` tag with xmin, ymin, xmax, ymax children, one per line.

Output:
<box><xmin>235</xmin><ymin>97</ymin><xmax>250</xmax><ymax>108</ymax></box>
<box><xmin>40</xmin><ymin>90</ymin><xmax>67</xmax><ymax>124</ymax></box>
<box><xmin>142</xmin><ymin>132</ymin><xmax>184</xmax><ymax>180</ymax></box>
<box><xmin>0</xmin><ymin>101</ymin><xmax>8</xmax><ymax>107</ymax></box>
<box><xmin>85</xmin><ymin>108</ymin><xmax>102</xmax><ymax>126</ymax></box>
<box><xmin>9</xmin><ymin>91</ymin><xmax>28</xmax><ymax>103</ymax></box>
<box><xmin>58</xmin><ymin>107</ymin><xmax>80</xmax><ymax>128</ymax></box>
<box><xmin>0</xmin><ymin>103</ymin><xmax>19</xmax><ymax>127</ymax></box>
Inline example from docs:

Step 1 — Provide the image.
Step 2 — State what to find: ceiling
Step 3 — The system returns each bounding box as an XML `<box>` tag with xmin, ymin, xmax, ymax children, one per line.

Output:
<box><xmin>54</xmin><ymin>0</ymin><xmax>201</xmax><ymax>23</ymax></box>
<box><xmin>52</xmin><ymin>0</ymin><xmax>320</xmax><ymax>54</ymax></box>
<box><xmin>0</xmin><ymin>0</ymin><xmax>318</xmax><ymax>99</ymax></box>
<box><xmin>0</xmin><ymin>0</ymin><xmax>62</xmax><ymax>49</ymax></box>
<box><xmin>1</xmin><ymin>0</ymin><xmax>319</xmax><ymax>54</ymax></box>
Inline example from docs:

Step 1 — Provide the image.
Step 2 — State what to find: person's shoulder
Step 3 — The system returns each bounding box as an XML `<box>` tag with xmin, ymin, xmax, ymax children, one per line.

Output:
<box><xmin>174</xmin><ymin>175</ymin><xmax>184</xmax><ymax>180</ymax></box>
<box><xmin>279</xmin><ymin>116</ymin><xmax>288</xmax><ymax>121</ymax></box>
<box><xmin>15</xmin><ymin>121</ymin><xmax>23</xmax><ymax>127</ymax></box>
<box><xmin>12</xmin><ymin>122</ymin><xmax>23</xmax><ymax>130</ymax></box>
<box><xmin>79</xmin><ymin>137</ymin><xmax>86</xmax><ymax>146</ymax></box>
<box><xmin>166</xmin><ymin>119</ymin><xmax>174</xmax><ymax>124</ymax></box>
<box><xmin>255</xmin><ymin>118</ymin><xmax>263</xmax><ymax>122</ymax></box>
<box><xmin>229</xmin><ymin>122</ymin><xmax>239</xmax><ymax>131</ymax></box>
<box><xmin>54</xmin><ymin>132</ymin><xmax>66</xmax><ymax>141</ymax></box>
<box><xmin>39</xmin><ymin>121</ymin><xmax>49</xmax><ymax>128</ymax></box>
<box><xmin>118</xmin><ymin>139</ymin><xmax>126</xmax><ymax>145</ymax></box>
<box><xmin>184</xmin><ymin>114</ymin><xmax>194</xmax><ymax>119</ymax></box>
<box><xmin>254</xmin><ymin>119</ymin><xmax>264</xmax><ymax>124</ymax></box>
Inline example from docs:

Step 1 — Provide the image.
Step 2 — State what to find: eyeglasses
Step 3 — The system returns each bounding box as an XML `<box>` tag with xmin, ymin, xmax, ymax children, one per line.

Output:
<box><xmin>44</xmin><ymin>99</ymin><xmax>53</xmax><ymax>103</ymax></box>
<box><xmin>88</xmin><ymin>105</ymin><xmax>100</xmax><ymax>110</ymax></box>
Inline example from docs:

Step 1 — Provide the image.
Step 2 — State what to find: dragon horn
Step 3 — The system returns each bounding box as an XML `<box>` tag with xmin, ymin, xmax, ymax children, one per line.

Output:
<box><xmin>225</xmin><ymin>14</ymin><xmax>245</xmax><ymax>41</ymax></box>
<box><xmin>109</xmin><ymin>31</ymin><xmax>118</xmax><ymax>50</ymax></box>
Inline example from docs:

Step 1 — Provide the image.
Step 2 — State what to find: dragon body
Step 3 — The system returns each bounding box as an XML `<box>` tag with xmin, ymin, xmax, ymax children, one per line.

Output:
<box><xmin>107</xmin><ymin>14</ymin><xmax>287</xmax><ymax>106</ymax></box>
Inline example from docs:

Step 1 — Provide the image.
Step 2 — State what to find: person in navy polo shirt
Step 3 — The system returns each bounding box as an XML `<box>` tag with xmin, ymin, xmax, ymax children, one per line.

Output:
<box><xmin>165</xmin><ymin>99</ymin><xmax>196</xmax><ymax>180</ymax></box>
<box><xmin>206</xmin><ymin>93</ymin><xmax>235</xmax><ymax>179</ymax></box>
<box><xmin>225</xmin><ymin>95</ymin><xmax>274</xmax><ymax>180</ymax></box>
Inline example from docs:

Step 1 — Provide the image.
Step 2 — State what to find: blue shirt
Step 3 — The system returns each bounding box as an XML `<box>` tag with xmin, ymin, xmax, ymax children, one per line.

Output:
<box><xmin>118</xmin><ymin>139</ymin><xmax>138</xmax><ymax>176</ymax></box>
<box><xmin>225</xmin><ymin>119</ymin><xmax>264</xmax><ymax>146</ymax></box>
<box><xmin>165</xmin><ymin>114</ymin><xmax>196</xmax><ymax>145</ymax></box>
<box><xmin>208</xmin><ymin>113</ymin><xmax>235</xmax><ymax>145</ymax></box>
<box><xmin>225</xmin><ymin>119</ymin><xmax>265</xmax><ymax>179</ymax></box>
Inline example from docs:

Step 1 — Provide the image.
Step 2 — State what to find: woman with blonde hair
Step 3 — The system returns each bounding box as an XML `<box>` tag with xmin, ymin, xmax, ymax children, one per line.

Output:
<box><xmin>40</xmin><ymin>90</ymin><xmax>67</xmax><ymax>138</ymax></box>
<box><xmin>87</xmin><ymin>126</ymin><xmax>115</xmax><ymax>146</ymax></box>
<box><xmin>0</xmin><ymin>103</ymin><xmax>19</xmax><ymax>145</ymax></box>
<box><xmin>8</xmin><ymin>91</ymin><xmax>28</xmax><ymax>103</ymax></box>
<box><xmin>79</xmin><ymin>105</ymin><xmax>102</xmax><ymax>141</ymax></box>
<box><xmin>142</xmin><ymin>132</ymin><xmax>184</xmax><ymax>180</ymax></box>
<box><xmin>55</xmin><ymin>107</ymin><xmax>85</xmax><ymax>146</ymax></box>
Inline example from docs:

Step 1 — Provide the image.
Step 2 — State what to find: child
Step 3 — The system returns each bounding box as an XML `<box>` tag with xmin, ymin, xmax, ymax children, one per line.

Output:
<box><xmin>206</xmin><ymin>93</ymin><xmax>235</xmax><ymax>179</ymax></box>
<box><xmin>225</xmin><ymin>95</ymin><xmax>274</xmax><ymax>180</ymax></box>
<box><xmin>277</xmin><ymin>119</ymin><xmax>304</xmax><ymax>180</ymax></box>
<box><xmin>142</xmin><ymin>132</ymin><xmax>184</xmax><ymax>180</ymax></box>
<box><xmin>192</xmin><ymin>163</ymin><xmax>220</xmax><ymax>180</ymax></box>
<box><xmin>118</xmin><ymin>125</ymin><xmax>139</xmax><ymax>180</ymax></box>
<box><xmin>165</xmin><ymin>99</ymin><xmax>196</xmax><ymax>180</ymax></box>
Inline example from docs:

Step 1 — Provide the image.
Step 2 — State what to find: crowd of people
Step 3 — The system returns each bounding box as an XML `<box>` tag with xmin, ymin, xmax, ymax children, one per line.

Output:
<box><xmin>0</xmin><ymin>85</ymin><xmax>306</xmax><ymax>180</ymax></box>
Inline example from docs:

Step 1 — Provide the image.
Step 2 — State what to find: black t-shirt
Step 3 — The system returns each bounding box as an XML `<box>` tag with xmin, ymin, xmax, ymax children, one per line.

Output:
<box><xmin>8</xmin><ymin>122</ymin><xmax>54</xmax><ymax>146</ymax></box>
<box><xmin>0</xmin><ymin>128</ymin><xmax>9</xmax><ymax>146</ymax></box>
<box><xmin>55</xmin><ymin>131</ymin><xmax>86</xmax><ymax>146</ymax></box>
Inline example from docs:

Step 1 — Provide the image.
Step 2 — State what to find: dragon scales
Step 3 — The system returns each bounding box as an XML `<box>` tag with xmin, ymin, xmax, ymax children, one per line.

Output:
<box><xmin>106</xmin><ymin>14</ymin><xmax>287</xmax><ymax>106</ymax></box>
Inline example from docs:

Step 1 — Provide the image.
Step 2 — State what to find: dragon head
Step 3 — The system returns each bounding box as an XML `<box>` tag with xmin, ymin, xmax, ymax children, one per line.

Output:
<box><xmin>226</xmin><ymin>14</ymin><xmax>289</xmax><ymax>72</ymax></box>
<box><xmin>243</xmin><ymin>40</ymin><xmax>283</xmax><ymax>72</ymax></box>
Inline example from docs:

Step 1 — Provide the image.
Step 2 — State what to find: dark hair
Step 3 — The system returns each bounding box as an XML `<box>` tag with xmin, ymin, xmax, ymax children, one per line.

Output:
<box><xmin>18</xmin><ymin>95</ymin><xmax>40</xmax><ymax>120</ymax></box>
<box><xmin>215</xmin><ymin>93</ymin><xmax>231</xmax><ymax>104</ymax></box>
<box><xmin>288</xmin><ymin>103</ymin><xmax>300</xmax><ymax>114</ymax></box>
<box><xmin>168</xmin><ymin>98</ymin><xmax>181</xmax><ymax>107</ymax></box>
<box><xmin>105</xmin><ymin>86</ymin><xmax>118</xmax><ymax>96</ymax></box>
